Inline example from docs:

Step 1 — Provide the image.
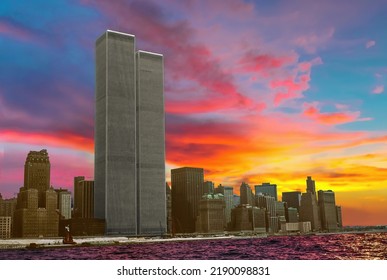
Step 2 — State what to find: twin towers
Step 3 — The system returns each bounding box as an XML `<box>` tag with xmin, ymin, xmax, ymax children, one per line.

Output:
<box><xmin>94</xmin><ymin>30</ymin><xmax>166</xmax><ymax>235</ymax></box>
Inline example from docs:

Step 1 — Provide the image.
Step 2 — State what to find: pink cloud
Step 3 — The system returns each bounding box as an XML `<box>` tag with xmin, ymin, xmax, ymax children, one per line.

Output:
<box><xmin>366</xmin><ymin>40</ymin><xmax>376</xmax><ymax>49</ymax></box>
<box><xmin>293</xmin><ymin>27</ymin><xmax>335</xmax><ymax>54</ymax></box>
<box><xmin>0</xmin><ymin>19</ymin><xmax>42</xmax><ymax>44</ymax></box>
<box><xmin>372</xmin><ymin>85</ymin><xmax>384</xmax><ymax>94</ymax></box>
<box><xmin>303</xmin><ymin>103</ymin><xmax>361</xmax><ymax>125</ymax></box>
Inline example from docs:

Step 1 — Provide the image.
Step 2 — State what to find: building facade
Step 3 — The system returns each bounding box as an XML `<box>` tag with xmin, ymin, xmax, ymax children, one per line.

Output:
<box><xmin>74</xmin><ymin>179</ymin><xmax>94</xmax><ymax>219</ymax></box>
<box><xmin>171</xmin><ymin>167</ymin><xmax>204</xmax><ymax>233</ymax></box>
<box><xmin>255</xmin><ymin>183</ymin><xmax>278</xmax><ymax>201</ymax></box>
<box><xmin>94</xmin><ymin>30</ymin><xmax>166</xmax><ymax>235</ymax></box>
<box><xmin>195</xmin><ymin>193</ymin><xmax>225</xmax><ymax>233</ymax></box>
<box><xmin>14</xmin><ymin>150</ymin><xmax>59</xmax><ymax>237</ymax></box>
<box><xmin>215</xmin><ymin>185</ymin><xmax>234</xmax><ymax>228</ymax></box>
<box><xmin>318</xmin><ymin>190</ymin><xmax>338</xmax><ymax>232</ymax></box>
<box><xmin>282</xmin><ymin>191</ymin><xmax>301</xmax><ymax>210</ymax></box>
<box><xmin>240</xmin><ymin>182</ymin><xmax>254</xmax><ymax>205</ymax></box>
<box><xmin>56</xmin><ymin>189</ymin><xmax>71</xmax><ymax>220</ymax></box>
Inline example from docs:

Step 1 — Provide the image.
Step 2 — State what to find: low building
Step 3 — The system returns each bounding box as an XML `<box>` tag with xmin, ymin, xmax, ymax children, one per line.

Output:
<box><xmin>0</xmin><ymin>217</ymin><xmax>12</xmax><ymax>239</ymax></box>
<box><xmin>195</xmin><ymin>193</ymin><xmax>225</xmax><ymax>233</ymax></box>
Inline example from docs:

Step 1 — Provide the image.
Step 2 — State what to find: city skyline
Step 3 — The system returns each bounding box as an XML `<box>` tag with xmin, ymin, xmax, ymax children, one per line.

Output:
<box><xmin>0</xmin><ymin>0</ymin><xmax>386</xmax><ymax>226</ymax></box>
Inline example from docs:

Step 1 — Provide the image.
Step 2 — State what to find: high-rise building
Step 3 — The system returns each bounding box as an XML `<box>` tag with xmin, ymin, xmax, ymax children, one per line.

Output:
<box><xmin>14</xmin><ymin>150</ymin><xmax>59</xmax><ymax>237</ymax></box>
<box><xmin>336</xmin><ymin>206</ymin><xmax>343</xmax><ymax>228</ymax></box>
<box><xmin>166</xmin><ymin>183</ymin><xmax>172</xmax><ymax>234</ymax></box>
<box><xmin>282</xmin><ymin>191</ymin><xmax>301</xmax><ymax>210</ymax></box>
<box><xmin>56</xmin><ymin>189</ymin><xmax>71</xmax><ymax>220</ymax></box>
<box><xmin>171</xmin><ymin>167</ymin><xmax>204</xmax><ymax>233</ymax></box>
<box><xmin>286</xmin><ymin>207</ymin><xmax>299</xmax><ymax>223</ymax></box>
<box><xmin>74</xmin><ymin>179</ymin><xmax>94</xmax><ymax>219</ymax></box>
<box><xmin>240</xmin><ymin>182</ymin><xmax>253</xmax><ymax>205</ymax></box>
<box><xmin>299</xmin><ymin>192</ymin><xmax>320</xmax><ymax>231</ymax></box>
<box><xmin>233</xmin><ymin>194</ymin><xmax>240</xmax><ymax>207</ymax></box>
<box><xmin>255</xmin><ymin>183</ymin><xmax>278</xmax><ymax>201</ymax></box>
<box><xmin>230</xmin><ymin>205</ymin><xmax>266</xmax><ymax>232</ymax></box>
<box><xmin>215</xmin><ymin>184</ymin><xmax>234</xmax><ymax>228</ymax></box>
<box><xmin>0</xmin><ymin>217</ymin><xmax>11</xmax><ymax>239</ymax></box>
<box><xmin>195</xmin><ymin>193</ymin><xmax>225</xmax><ymax>233</ymax></box>
<box><xmin>203</xmin><ymin>181</ymin><xmax>215</xmax><ymax>194</ymax></box>
<box><xmin>73</xmin><ymin>176</ymin><xmax>85</xmax><ymax>218</ymax></box>
<box><xmin>94</xmin><ymin>30</ymin><xmax>166</xmax><ymax>235</ymax></box>
<box><xmin>318</xmin><ymin>190</ymin><xmax>338</xmax><ymax>232</ymax></box>
<box><xmin>306</xmin><ymin>176</ymin><xmax>316</xmax><ymax>195</ymax></box>
<box><xmin>24</xmin><ymin>149</ymin><xmax>50</xmax><ymax>208</ymax></box>
<box><xmin>0</xmin><ymin>196</ymin><xmax>17</xmax><ymax>237</ymax></box>
<box><xmin>256</xmin><ymin>194</ymin><xmax>277</xmax><ymax>233</ymax></box>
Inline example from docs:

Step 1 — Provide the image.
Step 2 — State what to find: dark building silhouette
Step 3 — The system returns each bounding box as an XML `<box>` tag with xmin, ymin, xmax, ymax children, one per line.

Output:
<box><xmin>282</xmin><ymin>191</ymin><xmax>301</xmax><ymax>210</ymax></box>
<box><xmin>203</xmin><ymin>181</ymin><xmax>215</xmax><ymax>194</ymax></box>
<box><xmin>166</xmin><ymin>183</ymin><xmax>172</xmax><ymax>234</ymax></box>
<box><xmin>299</xmin><ymin>192</ymin><xmax>320</xmax><ymax>231</ymax></box>
<box><xmin>318</xmin><ymin>190</ymin><xmax>338</xmax><ymax>232</ymax></box>
<box><xmin>171</xmin><ymin>167</ymin><xmax>204</xmax><ymax>233</ymax></box>
<box><xmin>94</xmin><ymin>30</ymin><xmax>166</xmax><ymax>235</ymax></box>
<box><xmin>240</xmin><ymin>182</ymin><xmax>253</xmax><ymax>205</ymax></box>
<box><xmin>14</xmin><ymin>150</ymin><xmax>59</xmax><ymax>237</ymax></box>
<box><xmin>306</xmin><ymin>176</ymin><xmax>316</xmax><ymax>194</ymax></box>
<box><xmin>214</xmin><ymin>184</ymin><xmax>234</xmax><ymax>228</ymax></box>
<box><xmin>73</xmin><ymin>179</ymin><xmax>94</xmax><ymax>219</ymax></box>
<box><xmin>255</xmin><ymin>183</ymin><xmax>278</xmax><ymax>201</ymax></box>
<box><xmin>195</xmin><ymin>193</ymin><xmax>225</xmax><ymax>233</ymax></box>
<box><xmin>230</xmin><ymin>205</ymin><xmax>266</xmax><ymax>232</ymax></box>
<box><xmin>0</xmin><ymin>195</ymin><xmax>17</xmax><ymax>238</ymax></box>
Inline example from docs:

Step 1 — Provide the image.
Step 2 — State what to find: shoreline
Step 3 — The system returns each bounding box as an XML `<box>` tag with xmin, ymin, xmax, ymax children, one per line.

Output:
<box><xmin>1</xmin><ymin>230</ymin><xmax>386</xmax><ymax>250</ymax></box>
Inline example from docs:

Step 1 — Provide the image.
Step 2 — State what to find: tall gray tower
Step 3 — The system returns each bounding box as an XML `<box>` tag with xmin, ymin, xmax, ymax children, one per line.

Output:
<box><xmin>95</xmin><ymin>30</ymin><xmax>166</xmax><ymax>236</ymax></box>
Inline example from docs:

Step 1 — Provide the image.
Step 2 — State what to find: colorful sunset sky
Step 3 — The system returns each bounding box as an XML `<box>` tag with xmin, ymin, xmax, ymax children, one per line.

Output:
<box><xmin>0</xmin><ymin>0</ymin><xmax>386</xmax><ymax>226</ymax></box>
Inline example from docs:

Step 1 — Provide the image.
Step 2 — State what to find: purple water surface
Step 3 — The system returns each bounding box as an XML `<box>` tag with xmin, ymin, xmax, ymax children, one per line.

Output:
<box><xmin>1</xmin><ymin>232</ymin><xmax>386</xmax><ymax>260</ymax></box>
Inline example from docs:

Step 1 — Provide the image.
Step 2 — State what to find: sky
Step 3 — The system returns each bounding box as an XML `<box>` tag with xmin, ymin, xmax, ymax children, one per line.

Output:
<box><xmin>0</xmin><ymin>0</ymin><xmax>386</xmax><ymax>226</ymax></box>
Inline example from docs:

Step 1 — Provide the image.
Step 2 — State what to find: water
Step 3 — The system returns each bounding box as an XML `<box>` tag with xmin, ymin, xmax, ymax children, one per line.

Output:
<box><xmin>1</xmin><ymin>232</ymin><xmax>386</xmax><ymax>260</ymax></box>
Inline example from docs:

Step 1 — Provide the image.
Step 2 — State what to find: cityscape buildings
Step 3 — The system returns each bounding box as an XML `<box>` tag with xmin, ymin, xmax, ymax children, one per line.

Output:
<box><xmin>56</xmin><ymin>188</ymin><xmax>71</xmax><ymax>219</ymax></box>
<box><xmin>171</xmin><ymin>167</ymin><xmax>204</xmax><ymax>233</ymax></box>
<box><xmin>318</xmin><ymin>190</ymin><xmax>338</xmax><ymax>232</ymax></box>
<box><xmin>282</xmin><ymin>191</ymin><xmax>301</xmax><ymax>210</ymax></box>
<box><xmin>240</xmin><ymin>182</ymin><xmax>254</xmax><ymax>205</ymax></box>
<box><xmin>74</xmin><ymin>178</ymin><xmax>94</xmax><ymax>219</ymax></box>
<box><xmin>94</xmin><ymin>30</ymin><xmax>166</xmax><ymax>236</ymax></box>
<box><xmin>215</xmin><ymin>184</ymin><xmax>234</xmax><ymax>228</ymax></box>
<box><xmin>195</xmin><ymin>193</ymin><xmax>225</xmax><ymax>233</ymax></box>
<box><xmin>13</xmin><ymin>149</ymin><xmax>59</xmax><ymax>237</ymax></box>
<box><xmin>255</xmin><ymin>183</ymin><xmax>278</xmax><ymax>201</ymax></box>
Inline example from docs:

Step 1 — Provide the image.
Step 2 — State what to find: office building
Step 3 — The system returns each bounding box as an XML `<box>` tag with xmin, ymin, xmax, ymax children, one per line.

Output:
<box><xmin>171</xmin><ymin>167</ymin><xmax>204</xmax><ymax>233</ymax></box>
<box><xmin>286</xmin><ymin>207</ymin><xmax>299</xmax><ymax>223</ymax></box>
<box><xmin>0</xmin><ymin>217</ymin><xmax>12</xmax><ymax>239</ymax></box>
<box><xmin>56</xmin><ymin>189</ymin><xmax>71</xmax><ymax>220</ymax></box>
<box><xmin>306</xmin><ymin>176</ymin><xmax>316</xmax><ymax>195</ymax></box>
<box><xmin>318</xmin><ymin>190</ymin><xmax>338</xmax><ymax>232</ymax></box>
<box><xmin>166</xmin><ymin>183</ymin><xmax>172</xmax><ymax>234</ymax></box>
<box><xmin>74</xmin><ymin>179</ymin><xmax>94</xmax><ymax>219</ymax></box>
<box><xmin>282</xmin><ymin>191</ymin><xmax>301</xmax><ymax>210</ymax></box>
<box><xmin>240</xmin><ymin>182</ymin><xmax>254</xmax><ymax>205</ymax></box>
<box><xmin>299</xmin><ymin>192</ymin><xmax>320</xmax><ymax>231</ymax></box>
<box><xmin>215</xmin><ymin>184</ymin><xmax>234</xmax><ymax>227</ymax></box>
<box><xmin>195</xmin><ymin>193</ymin><xmax>225</xmax><ymax>233</ymax></box>
<box><xmin>256</xmin><ymin>194</ymin><xmax>277</xmax><ymax>233</ymax></box>
<box><xmin>230</xmin><ymin>205</ymin><xmax>266</xmax><ymax>232</ymax></box>
<box><xmin>95</xmin><ymin>30</ymin><xmax>166</xmax><ymax>235</ymax></box>
<box><xmin>14</xmin><ymin>150</ymin><xmax>59</xmax><ymax>237</ymax></box>
<box><xmin>233</xmin><ymin>194</ymin><xmax>240</xmax><ymax>207</ymax></box>
<box><xmin>336</xmin><ymin>206</ymin><xmax>343</xmax><ymax>228</ymax></box>
<box><xmin>255</xmin><ymin>183</ymin><xmax>278</xmax><ymax>201</ymax></box>
<box><xmin>203</xmin><ymin>181</ymin><xmax>215</xmax><ymax>194</ymax></box>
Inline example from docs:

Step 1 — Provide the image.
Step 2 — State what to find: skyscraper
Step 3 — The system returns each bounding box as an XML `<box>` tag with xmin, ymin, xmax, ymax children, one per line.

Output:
<box><xmin>282</xmin><ymin>191</ymin><xmax>301</xmax><ymax>210</ymax></box>
<box><xmin>74</xmin><ymin>179</ymin><xmax>94</xmax><ymax>219</ymax></box>
<box><xmin>255</xmin><ymin>182</ymin><xmax>278</xmax><ymax>201</ymax></box>
<box><xmin>56</xmin><ymin>189</ymin><xmax>71</xmax><ymax>220</ymax></box>
<box><xmin>306</xmin><ymin>176</ymin><xmax>316</xmax><ymax>195</ymax></box>
<box><xmin>240</xmin><ymin>182</ymin><xmax>253</xmax><ymax>205</ymax></box>
<box><xmin>318</xmin><ymin>190</ymin><xmax>338</xmax><ymax>232</ymax></box>
<box><xmin>171</xmin><ymin>167</ymin><xmax>204</xmax><ymax>233</ymax></box>
<box><xmin>94</xmin><ymin>30</ymin><xmax>166</xmax><ymax>235</ymax></box>
<box><xmin>215</xmin><ymin>184</ymin><xmax>234</xmax><ymax>227</ymax></box>
<box><xmin>14</xmin><ymin>149</ymin><xmax>58</xmax><ymax>237</ymax></box>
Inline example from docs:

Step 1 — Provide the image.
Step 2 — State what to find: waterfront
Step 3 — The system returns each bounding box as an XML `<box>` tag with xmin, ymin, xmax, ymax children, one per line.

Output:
<box><xmin>0</xmin><ymin>232</ymin><xmax>386</xmax><ymax>260</ymax></box>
